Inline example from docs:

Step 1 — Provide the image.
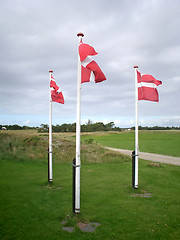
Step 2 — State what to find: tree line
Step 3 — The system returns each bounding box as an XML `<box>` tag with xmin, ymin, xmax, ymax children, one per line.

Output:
<box><xmin>130</xmin><ymin>126</ymin><xmax>180</xmax><ymax>130</ymax></box>
<box><xmin>0</xmin><ymin>124</ymin><xmax>33</xmax><ymax>130</ymax></box>
<box><xmin>1</xmin><ymin>123</ymin><xmax>180</xmax><ymax>132</ymax></box>
<box><xmin>39</xmin><ymin>121</ymin><xmax>121</xmax><ymax>133</ymax></box>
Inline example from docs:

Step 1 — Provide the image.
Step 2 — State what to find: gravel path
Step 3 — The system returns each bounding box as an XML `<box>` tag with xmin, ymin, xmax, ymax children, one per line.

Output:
<box><xmin>104</xmin><ymin>147</ymin><xmax>180</xmax><ymax>166</ymax></box>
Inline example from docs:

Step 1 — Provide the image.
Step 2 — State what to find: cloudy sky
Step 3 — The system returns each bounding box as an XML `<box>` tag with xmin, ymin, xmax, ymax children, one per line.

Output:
<box><xmin>0</xmin><ymin>0</ymin><xmax>180</xmax><ymax>128</ymax></box>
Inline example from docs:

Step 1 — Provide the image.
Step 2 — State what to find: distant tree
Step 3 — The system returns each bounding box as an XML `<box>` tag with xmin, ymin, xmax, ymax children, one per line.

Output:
<box><xmin>105</xmin><ymin>122</ymin><xmax>115</xmax><ymax>131</ymax></box>
<box><xmin>40</xmin><ymin>124</ymin><xmax>48</xmax><ymax>129</ymax></box>
<box><xmin>87</xmin><ymin>119</ymin><xmax>93</xmax><ymax>125</ymax></box>
<box><xmin>38</xmin><ymin>124</ymin><xmax>49</xmax><ymax>133</ymax></box>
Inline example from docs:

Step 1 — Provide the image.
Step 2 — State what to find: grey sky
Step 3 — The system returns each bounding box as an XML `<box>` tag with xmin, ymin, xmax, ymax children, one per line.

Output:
<box><xmin>0</xmin><ymin>0</ymin><xmax>180</xmax><ymax>127</ymax></box>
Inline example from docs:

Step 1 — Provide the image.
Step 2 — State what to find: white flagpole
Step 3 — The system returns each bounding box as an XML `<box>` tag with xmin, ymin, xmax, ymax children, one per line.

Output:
<box><xmin>49</xmin><ymin>70</ymin><xmax>53</xmax><ymax>183</ymax></box>
<box><xmin>134</xmin><ymin>65</ymin><xmax>139</xmax><ymax>188</ymax></box>
<box><xmin>75</xmin><ymin>32</ymin><xmax>84</xmax><ymax>213</ymax></box>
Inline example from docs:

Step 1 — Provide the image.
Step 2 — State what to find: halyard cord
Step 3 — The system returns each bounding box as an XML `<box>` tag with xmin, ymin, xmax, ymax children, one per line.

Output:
<box><xmin>131</xmin><ymin>153</ymin><xmax>138</xmax><ymax>156</ymax></box>
<box><xmin>71</xmin><ymin>163</ymin><xmax>81</xmax><ymax>167</ymax></box>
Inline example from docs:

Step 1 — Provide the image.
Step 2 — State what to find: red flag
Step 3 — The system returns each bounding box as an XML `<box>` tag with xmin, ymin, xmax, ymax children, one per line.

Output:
<box><xmin>50</xmin><ymin>75</ymin><xmax>64</xmax><ymax>104</ymax></box>
<box><xmin>50</xmin><ymin>76</ymin><xmax>59</xmax><ymax>92</ymax></box>
<box><xmin>79</xmin><ymin>42</ymin><xmax>98</xmax><ymax>61</ymax></box>
<box><xmin>79</xmin><ymin>41</ymin><xmax>106</xmax><ymax>83</ymax></box>
<box><xmin>137</xmin><ymin>71</ymin><xmax>162</xmax><ymax>102</ymax></box>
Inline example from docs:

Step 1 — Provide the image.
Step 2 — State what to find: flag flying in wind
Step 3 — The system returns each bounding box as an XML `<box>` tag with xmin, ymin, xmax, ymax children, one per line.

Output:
<box><xmin>78</xmin><ymin>41</ymin><xmax>106</xmax><ymax>83</ymax></box>
<box><xmin>50</xmin><ymin>75</ymin><xmax>64</xmax><ymax>104</ymax></box>
<box><xmin>137</xmin><ymin>71</ymin><xmax>162</xmax><ymax>102</ymax></box>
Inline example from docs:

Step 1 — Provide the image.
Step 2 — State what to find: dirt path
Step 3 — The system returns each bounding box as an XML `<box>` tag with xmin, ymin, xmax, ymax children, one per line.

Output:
<box><xmin>104</xmin><ymin>147</ymin><xmax>180</xmax><ymax>166</ymax></box>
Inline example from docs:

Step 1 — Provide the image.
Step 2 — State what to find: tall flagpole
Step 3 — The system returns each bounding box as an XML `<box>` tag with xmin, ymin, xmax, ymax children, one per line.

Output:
<box><xmin>74</xmin><ymin>32</ymin><xmax>84</xmax><ymax>213</ymax></box>
<box><xmin>49</xmin><ymin>70</ymin><xmax>53</xmax><ymax>183</ymax></box>
<box><xmin>134</xmin><ymin>66</ymin><xmax>139</xmax><ymax>188</ymax></box>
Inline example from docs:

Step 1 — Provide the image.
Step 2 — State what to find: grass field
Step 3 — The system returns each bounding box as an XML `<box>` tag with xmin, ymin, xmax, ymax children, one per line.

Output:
<box><xmin>81</xmin><ymin>130</ymin><xmax>180</xmax><ymax>157</ymax></box>
<box><xmin>0</xmin><ymin>131</ymin><xmax>180</xmax><ymax>239</ymax></box>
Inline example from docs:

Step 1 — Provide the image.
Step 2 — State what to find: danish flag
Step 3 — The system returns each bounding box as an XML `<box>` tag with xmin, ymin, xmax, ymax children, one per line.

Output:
<box><xmin>78</xmin><ymin>41</ymin><xmax>106</xmax><ymax>83</ymax></box>
<box><xmin>50</xmin><ymin>75</ymin><xmax>64</xmax><ymax>104</ymax></box>
<box><xmin>137</xmin><ymin>71</ymin><xmax>162</xmax><ymax>102</ymax></box>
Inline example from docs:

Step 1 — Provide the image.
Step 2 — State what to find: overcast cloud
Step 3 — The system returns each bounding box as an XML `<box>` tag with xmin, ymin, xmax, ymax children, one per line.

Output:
<box><xmin>0</xmin><ymin>0</ymin><xmax>180</xmax><ymax>128</ymax></box>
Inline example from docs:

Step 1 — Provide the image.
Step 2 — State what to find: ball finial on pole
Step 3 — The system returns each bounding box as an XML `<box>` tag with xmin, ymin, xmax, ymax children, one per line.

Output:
<box><xmin>49</xmin><ymin>70</ymin><xmax>53</xmax><ymax>73</ymax></box>
<box><xmin>134</xmin><ymin>65</ymin><xmax>138</xmax><ymax>69</ymax></box>
<box><xmin>77</xmin><ymin>32</ymin><xmax>84</xmax><ymax>37</ymax></box>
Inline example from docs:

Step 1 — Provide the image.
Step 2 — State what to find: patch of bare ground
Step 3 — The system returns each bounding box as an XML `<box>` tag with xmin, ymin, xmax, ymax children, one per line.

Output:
<box><xmin>130</xmin><ymin>190</ymin><xmax>152</xmax><ymax>198</ymax></box>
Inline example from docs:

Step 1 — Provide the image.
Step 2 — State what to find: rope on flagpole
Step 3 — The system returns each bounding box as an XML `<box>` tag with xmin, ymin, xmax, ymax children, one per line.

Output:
<box><xmin>71</xmin><ymin>163</ymin><xmax>81</xmax><ymax>167</ymax></box>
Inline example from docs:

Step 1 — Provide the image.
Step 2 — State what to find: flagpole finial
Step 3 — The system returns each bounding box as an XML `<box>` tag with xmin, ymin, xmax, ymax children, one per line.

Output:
<box><xmin>134</xmin><ymin>66</ymin><xmax>138</xmax><ymax>68</ymax></box>
<box><xmin>77</xmin><ymin>33</ymin><xmax>84</xmax><ymax>37</ymax></box>
<box><xmin>49</xmin><ymin>70</ymin><xmax>53</xmax><ymax>73</ymax></box>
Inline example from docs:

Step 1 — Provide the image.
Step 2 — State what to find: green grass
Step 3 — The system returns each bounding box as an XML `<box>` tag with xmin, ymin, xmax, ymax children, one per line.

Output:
<box><xmin>81</xmin><ymin>130</ymin><xmax>180</xmax><ymax>157</ymax></box>
<box><xmin>0</xmin><ymin>159</ymin><xmax>180</xmax><ymax>240</ymax></box>
<box><xmin>0</xmin><ymin>131</ymin><xmax>180</xmax><ymax>239</ymax></box>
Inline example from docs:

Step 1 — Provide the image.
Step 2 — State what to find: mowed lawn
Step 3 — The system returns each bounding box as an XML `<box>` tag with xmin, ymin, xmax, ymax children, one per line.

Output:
<box><xmin>0</xmin><ymin>131</ymin><xmax>180</xmax><ymax>239</ymax></box>
<box><xmin>81</xmin><ymin>130</ymin><xmax>180</xmax><ymax>157</ymax></box>
<box><xmin>0</xmin><ymin>159</ymin><xmax>180</xmax><ymax>240</ymax></box>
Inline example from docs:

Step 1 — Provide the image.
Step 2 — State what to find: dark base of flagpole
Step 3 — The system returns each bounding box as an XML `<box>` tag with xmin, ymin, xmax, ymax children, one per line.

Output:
<box><xmin>74</xmin><ymin>208</ymin><xmax>80</xmax><ymax>213</ymax></box>
<box><xmin>72</xmin><ymin>158</ymin><xmax>81</xmax><ymax>214</ymax></box>
<box><xmin>132</xmin><ymin>150</ymin><xmax>136</xmax><ymax>189</ymax></box>
<box><xmin>72</xmin><ymin>158</ymin><xmax>76</xmax><ymax>213</ymax></box>
<box><xmin>48</xmin><ymin>148</ymin><xmax>50</xmax><ymax>181</ymax></box>
<box><xmin>48</xmin><ymin>148</ymin><xmax>52</xmax><ymax>183</ymax></box>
